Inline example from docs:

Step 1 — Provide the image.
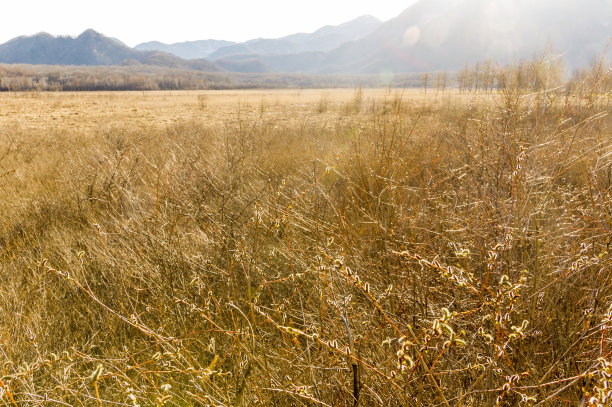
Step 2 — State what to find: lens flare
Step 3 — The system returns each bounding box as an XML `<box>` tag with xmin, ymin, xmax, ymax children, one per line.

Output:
<box><xmin>402</xmin><ymin>26</ymin><xmax>421</xmax><ymax>46</ymax></box>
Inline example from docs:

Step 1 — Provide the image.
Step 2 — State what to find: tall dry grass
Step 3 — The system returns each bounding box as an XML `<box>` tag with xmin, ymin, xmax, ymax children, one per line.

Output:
<box><xmin>0</xmin><ymin>64</ymin><xmax>611</xmax><ymax>406</ymax></box>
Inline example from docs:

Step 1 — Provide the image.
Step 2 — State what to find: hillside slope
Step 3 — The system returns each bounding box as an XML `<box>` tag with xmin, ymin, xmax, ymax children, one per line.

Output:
<box><xmin>0</xmin><ymin>30</ymin><xmax>224</xmax><ymax>71</ymax></box>
<box><xmin>208</xmin><ymin>15</ymin><xmax>381</xmax><ymax>60</ymax></box>
<box><xmin>319</xmin><ymin>0</ymin><xmax>612</xmax><ymax>73</ymax></box>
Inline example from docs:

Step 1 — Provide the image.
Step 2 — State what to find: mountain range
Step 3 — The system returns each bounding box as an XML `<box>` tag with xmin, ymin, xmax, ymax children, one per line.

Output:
<box><xmin>0</xmin><ymin>29</ymin><xmax>223</xmax><ymax>71</ymax></box>
<box><xmin>134</xmin><ymin>39</ymin><xmax>236</xmax><ymax>59</ymax></box>
<box><xmin>0</xmin><ymin>0</ymin><xmax>610</xmax><ymax>75</ymax></box>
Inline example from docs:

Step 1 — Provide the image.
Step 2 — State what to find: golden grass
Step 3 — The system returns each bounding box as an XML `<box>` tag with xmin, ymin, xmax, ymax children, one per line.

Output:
<box><xmin>0</xmin><ymin>79</ymin><xmax>611</xmax><ymax>406</ymax></box>
<box><xmin>0</xmin><ymin>89</ymin><xmax>486</xmax><ymax>131</ymax></box>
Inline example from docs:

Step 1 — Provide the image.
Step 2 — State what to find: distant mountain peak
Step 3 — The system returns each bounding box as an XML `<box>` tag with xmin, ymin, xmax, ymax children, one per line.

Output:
<box><xmin>346</xmin><ymin>15</ymin><xmax>381</xmax><ymax>24</ymax></box>
<box><xmin>139</xmin><ymin>40</ymin><xmax>165</xmax><ymax>47</ymax></box>
<box><xmin>134</xmin><ymin>39</ymin><xmax>237</xmax><ymax>59</ymax></box>
<box><xmin>32</xmin><ymin>32</ymin><xmax>54</xmax><ymax>38</ymax></box>
<box><xmin>77</xmin><ymin>29</ymin><xmax>104</xmax><ymax>39</ymax></box>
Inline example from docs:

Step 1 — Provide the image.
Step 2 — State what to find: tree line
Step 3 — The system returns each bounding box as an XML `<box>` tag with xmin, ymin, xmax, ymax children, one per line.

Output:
<box><xmin>0</xmin><ymin>64</ymin><xmax>424</xmax><ymax>91</ymax></box>
<box><xmin>422</xmin><ymin>56</ymin><xmax>610</xmax><ymax>97</ymax></box>
<box><xmin>0</xmin><ymin>57</ymin><xmax>609</xmax><ymax>93</ymax></box>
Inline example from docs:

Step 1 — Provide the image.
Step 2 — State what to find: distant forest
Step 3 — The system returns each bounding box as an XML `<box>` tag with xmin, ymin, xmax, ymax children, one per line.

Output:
<box><xmin>0</xmin><ymin>58</ymin><xmax>609</xmax><ymax>92</ymax></box>
<box><xmin>0</xmin><ymin>64</ymin><xmax>421</xmax><ymax>91</ymax></box>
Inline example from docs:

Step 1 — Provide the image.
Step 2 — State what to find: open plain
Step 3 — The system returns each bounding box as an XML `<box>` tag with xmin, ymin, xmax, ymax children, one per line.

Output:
<box><xmin>0</xmin><ymin>84</ymin><xmax>611</xmax><ymax>405</ymax></box>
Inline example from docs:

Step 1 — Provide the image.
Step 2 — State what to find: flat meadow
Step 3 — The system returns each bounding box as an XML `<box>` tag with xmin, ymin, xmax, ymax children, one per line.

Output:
<box><xmin>0</xmin><ymin>82</ymin><xmax>610</xmax><ymax>406</ymax></box>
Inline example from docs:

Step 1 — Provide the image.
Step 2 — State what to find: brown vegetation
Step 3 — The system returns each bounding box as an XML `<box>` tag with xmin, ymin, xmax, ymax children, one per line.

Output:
<box><xmin>0</xmin><ymin>64</ymin><xmax>428</xmax><ymax>92</ymax></box>
<box><xmin>0</xmin><ymin>62</ymin><xmax>611</xmax><ymax>406</ymax></box>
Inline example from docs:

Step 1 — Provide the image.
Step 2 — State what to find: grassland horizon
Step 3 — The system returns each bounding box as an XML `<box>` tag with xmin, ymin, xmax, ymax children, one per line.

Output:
<box><xmin>0</xmin><ymin>60</ymin><xmax>611</xmax><ymax>405</ymax></box>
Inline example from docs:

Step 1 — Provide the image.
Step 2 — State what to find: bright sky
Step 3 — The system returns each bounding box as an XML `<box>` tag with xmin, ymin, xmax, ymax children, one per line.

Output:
<box><xmin>0</xmin><ymin>1</ymin><xmax>415</xmax><ymax>47</ymax></box>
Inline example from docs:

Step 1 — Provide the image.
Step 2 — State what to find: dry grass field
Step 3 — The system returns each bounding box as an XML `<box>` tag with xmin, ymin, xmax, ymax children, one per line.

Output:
<box><xmin>0</xmin><ymin>89</ymin><xmax>479</xmax><ymax>131</ymax></box>
<box><xmin>0</xmin><ymin>76</ymin><xmax>611</xmax><ymax>406</ymax></box>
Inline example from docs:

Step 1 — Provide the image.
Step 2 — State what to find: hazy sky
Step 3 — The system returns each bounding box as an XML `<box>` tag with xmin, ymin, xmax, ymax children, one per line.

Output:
<box><xmin>0</xmin><ymin>1</ymin><xmax>415</xmax><ymax>46</ymax></box>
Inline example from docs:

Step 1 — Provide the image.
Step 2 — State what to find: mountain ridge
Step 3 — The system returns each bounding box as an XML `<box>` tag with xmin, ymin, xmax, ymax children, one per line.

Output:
<box><xmin>133</xmin><ymin>15</ymin><xmax>381</xmax><ymax>61</ymax></box>
<box><xmin>0</xmin><ymin>1</ymin><xmax>610</xmax><ymax>75</ymax></box>
<box><xmin>316</xmin><ymin>0</ymin><xmax>612</xmax><ymax>73</ymax></box>
<box><xmin>135</xmin><ymin>39</ymin><xmax>236</xmax><ymax>59</ymax></box>
<box><xmin>0</xmin><ymin>30</ymin><xmax>224</xmax><ymax>71</ymax></box>
<box><xmin>204</xmin><ymin>15</ymin><xmax>382</xmax><ymax>60</ymax></box>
